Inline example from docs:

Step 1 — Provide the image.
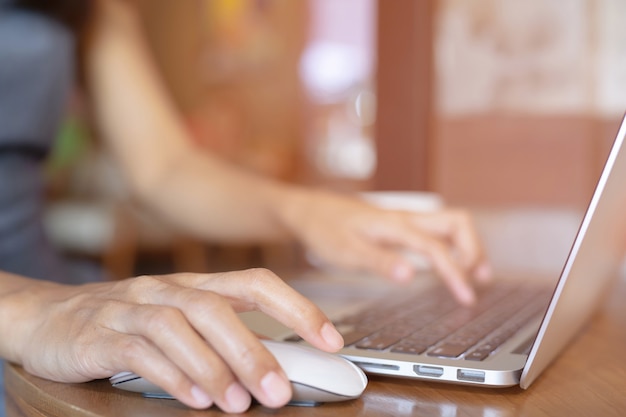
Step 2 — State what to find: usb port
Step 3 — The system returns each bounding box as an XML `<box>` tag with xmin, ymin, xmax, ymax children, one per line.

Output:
<box><xmin>457</xmin><ymin>369</ymin><xmax>485</xmax><ymax>383</ymax></box>
<box><xmin>414</xmin><ymin>365</ymin><xmax>444</xmax><ymax>377</ymax></box>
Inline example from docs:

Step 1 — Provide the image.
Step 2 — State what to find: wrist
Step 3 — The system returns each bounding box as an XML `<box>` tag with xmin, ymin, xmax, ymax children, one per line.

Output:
<box><xmin>0</xmin><ymin>274</ymin><xmax>60</xmax><ymax>364</ymax></box>
<box><xmin>273</xmin><ymin>185</ymin><xmax>318</xmax><ymax>240</ymax></box>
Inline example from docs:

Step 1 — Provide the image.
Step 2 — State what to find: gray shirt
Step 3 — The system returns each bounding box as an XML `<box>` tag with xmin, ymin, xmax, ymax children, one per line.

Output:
<box><xmin>0</xmin><ymin>3</ymin><xmax>78</xmax><ymax>282</ymax></box>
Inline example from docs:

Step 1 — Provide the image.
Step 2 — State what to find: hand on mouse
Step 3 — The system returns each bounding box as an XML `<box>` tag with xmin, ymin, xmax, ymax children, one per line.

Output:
<box><xmin>0</xmin><ymin>269</ymin><xmax>344</xmax><ymax>413</ymax></box>
<box><xmin>280</xmin><ymin>189</ymin><xmax>492</xmax><ymax>305</ymax></box>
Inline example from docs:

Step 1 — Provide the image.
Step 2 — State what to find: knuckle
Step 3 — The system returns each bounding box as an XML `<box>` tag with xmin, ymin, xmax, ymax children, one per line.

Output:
<box><xmin>123</xmin><ymin>275</ymin><xmax>167</xmax><ymax>301</ymax></box>
<box><xmin>119</xmin><ymin>337</ymin><xmax>151</xmax><ymax>365</ymax></box>
<box><xmin>242</xmin><ymin>268</ymin><xmax>279</xmax><ymax>294</ymax></box>
<box><xmin>246</xmin><ymin>267</ymin><xmax>277</xmax><ymax>281</ymax></box>
<box><xmin>197</xmin><ymin>290</ymin><xmax>228</xmax><ymax>312</ymax></box>
<box><xmin>142</xmin><ymin>306</ymin><xmax>185</xmax><ymax>337</ymax></box>
<box><xmin>204</xmin><ymin>363</ymin><xmax>233</xmax><ymax>387</ymax></box>
<box><xmin>234</xmin><ymin>342</ymin><xmax>273</xmax><ymax>370</ymax></box>
<box><xmin>91</xmin><ymin>299</ymin><xmax>125</xmax><ymax>326</ymax></box>
<box><xmin>422</xmin><ymin>242</ymin><xmax>451</xmax><ymax>265</ymax></box>
<box><xmin>183</xmin><ymin>354</ymin><xmax>234</xmax><ymax>392</ymax></box>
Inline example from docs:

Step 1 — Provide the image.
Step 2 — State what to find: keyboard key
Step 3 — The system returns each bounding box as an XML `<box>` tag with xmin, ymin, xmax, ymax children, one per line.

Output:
<box><xmin>340</xmin><ymin>329</ymin><xmax>376</xmax><ymax>346</ymax></box>
<box><xmin>390</xmin><ymin>343</ymin><xmax>429</xmax><ymax>355</ymax></box>
<box><xmin>428</xmin><ymin>343</ymin><xmax>470</xmax><ymax>358</ymax></box>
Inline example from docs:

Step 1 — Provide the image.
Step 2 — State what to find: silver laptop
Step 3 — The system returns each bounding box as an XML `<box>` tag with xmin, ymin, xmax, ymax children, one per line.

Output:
<box><xmin>241</xmin><ymin>113</ymin><xmax>626</xmax><ymax>389</ymax></box>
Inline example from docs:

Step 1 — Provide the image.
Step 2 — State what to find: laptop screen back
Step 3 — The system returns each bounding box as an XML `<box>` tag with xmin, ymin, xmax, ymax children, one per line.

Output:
<box><xmin>520</xmin><ymin>114</ymin><xmax>626</xmax><ymax>388</ymax></box>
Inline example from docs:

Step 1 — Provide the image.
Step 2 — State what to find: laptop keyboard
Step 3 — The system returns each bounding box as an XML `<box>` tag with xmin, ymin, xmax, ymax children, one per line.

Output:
<box><xmin>287</xmin><ymin>282</ymin><xmax>551</xmax><ymax>361</ymax></box>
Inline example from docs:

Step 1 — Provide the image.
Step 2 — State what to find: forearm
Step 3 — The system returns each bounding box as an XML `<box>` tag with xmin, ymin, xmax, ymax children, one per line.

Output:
<box><xmin>85</xmin><ymin>0</ymin><xmax>312</xmax><ymax>243</ymax></box>
<box><xmin>134</xmin><ymin>151</ymin><xmax>314</xmax><ymax>242</ymax></box>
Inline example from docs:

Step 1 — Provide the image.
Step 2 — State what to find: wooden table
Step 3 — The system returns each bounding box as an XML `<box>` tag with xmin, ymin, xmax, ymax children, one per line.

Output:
<box><xmin>5</xmin><ymin>275</ymin><xmax>626</xmax><ymax>417</ymax></box>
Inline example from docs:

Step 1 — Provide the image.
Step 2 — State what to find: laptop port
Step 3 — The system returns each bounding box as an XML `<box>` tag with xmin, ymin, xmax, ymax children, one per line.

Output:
<box><xmin>414</xmin><ymin>365</ymin><xmax>444</xmax><ymax>377</ymax></box>
<box><xmin>457</xmin><ymin>369</ymin><xmax>485</xmax><ymax>383</ymax></box>
<box><xmin>352</xmin><ymin>361</ymin><xmax>400</xmax><ymax>371</ymax></box>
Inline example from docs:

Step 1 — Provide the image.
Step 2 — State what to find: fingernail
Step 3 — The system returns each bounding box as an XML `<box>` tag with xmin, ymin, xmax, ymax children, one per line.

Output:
<box><xmin>392</xmin><ymin>262</ymin><xmax>413</xmax><ymax>282</ymax></box>
<box><xmin>224</xmin><ymin>382</ymin><xmax>251</xmax><ymax>413</ymax></box>
<box><xmin>191</xmin><ymin>385</ymin><xmax>213</xmax><ymax>408</ymax></box>
<box><xmin>261</xmin><ymin>371</ymin><xmax>292</xmax><ymax>407</ymax></box>
<box><xmin>321</xmin><ymin>322</ymin><xmax>344</xmax><ymax>350</ymax></box>
<box><xmin>475</xmin><ymin>263</ymin><xmax>493</xmax><ymax>282</ymax></box>
<box><xmin>459</xmin><ymin>287</ymin><xmax>476</xmax><ymax>306</ymax></box>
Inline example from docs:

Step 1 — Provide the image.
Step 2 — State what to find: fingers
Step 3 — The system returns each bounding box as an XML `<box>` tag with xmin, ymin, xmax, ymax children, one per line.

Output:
<box><xmin>168</xmin><ymin>269</ymin><xmax>344</xmax><ymax>351</ymax></box>
<box><xmin>411</xmin><ymin>209</ymin><xmax>492</xmax><ymax>283</ymax></box>
<box><xmin>104</xmin><ymin>270</ymin><xmax>342</xmax><ymax>412</ymax></box>
<box><xmin>101</xmin><ymin>331</ymin><xmax>215</xmax><ymax>410</ymax></box>
<box><xmin>104</xmin><ymin>299</ymin><xmax>250</xmax><ymax>412</ymax></box>
<box><xmin>355</xmin><ymin>228</ymin><xmax>477</xmax><ymax>305</ymax></box>
<box><xmin>404</xmin><ymin>233</ymin><xmax>477</xmax><ymax>305</ymax></box>
<box><xmin>354</xmin><ymin>207</ymin><xmax>491</xmax><ymax>305</ymax></box>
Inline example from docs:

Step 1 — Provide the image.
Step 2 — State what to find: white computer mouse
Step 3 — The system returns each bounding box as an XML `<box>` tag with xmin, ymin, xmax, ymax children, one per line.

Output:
<box><xmin>110</xmin><ymin>340</ymin><xmax>368</xmax><ymax>406</ymax></box>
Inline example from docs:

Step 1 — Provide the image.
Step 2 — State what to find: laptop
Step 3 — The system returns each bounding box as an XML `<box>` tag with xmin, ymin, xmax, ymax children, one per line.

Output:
<box><xmin>241</xmin><ymin>113</ymin><xmax>626</xmax><ymax>389</ymax></box>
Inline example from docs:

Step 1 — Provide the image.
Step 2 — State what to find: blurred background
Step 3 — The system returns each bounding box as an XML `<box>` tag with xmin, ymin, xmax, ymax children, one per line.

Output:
<box><xmin>45</xmin><ymin>0</ymin><xmax>626</xmax><ymax>280</ymax></box>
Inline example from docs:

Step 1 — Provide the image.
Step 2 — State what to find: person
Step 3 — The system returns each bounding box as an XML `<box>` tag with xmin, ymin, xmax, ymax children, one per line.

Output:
<box><xmin>0</xmin><ymin>0</ymin><xmax>492</xmax><ymax>414</ymax></box>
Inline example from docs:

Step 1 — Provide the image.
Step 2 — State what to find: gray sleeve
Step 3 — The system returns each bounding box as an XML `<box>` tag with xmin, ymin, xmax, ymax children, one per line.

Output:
<box><xmin>0</xmin><ymin>8</ymin><xmax>75</xmax><ymax>150</ymax></box>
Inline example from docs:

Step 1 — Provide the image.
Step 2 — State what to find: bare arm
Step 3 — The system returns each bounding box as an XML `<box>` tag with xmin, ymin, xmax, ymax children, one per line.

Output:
<box><xmin>85</xmin><ymin>0</ymin><xmax>299</xmax><ymax>242</ymax></box>
<box><xmin>85</xmin><ymin>0</ymin><xmax>491</xmax><ymax>304</ymax></box>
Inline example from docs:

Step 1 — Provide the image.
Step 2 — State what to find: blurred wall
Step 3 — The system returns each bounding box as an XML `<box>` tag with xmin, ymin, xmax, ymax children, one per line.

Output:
<box><xmin>433</xmin><ymin>0</ymin><xmax>626</xmax><ymax>208</ymax></box>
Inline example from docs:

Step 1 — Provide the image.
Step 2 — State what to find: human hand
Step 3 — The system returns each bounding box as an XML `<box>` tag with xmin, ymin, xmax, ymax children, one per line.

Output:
<box><xmin>5</xmin><ymin>270</ymin><xmax>343</xmax><ymax>413</ymax></box>
<box><xmin>281</xmin><ymin>190</ymin><xmax>492</xmax><ymax>305</ymax></box>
